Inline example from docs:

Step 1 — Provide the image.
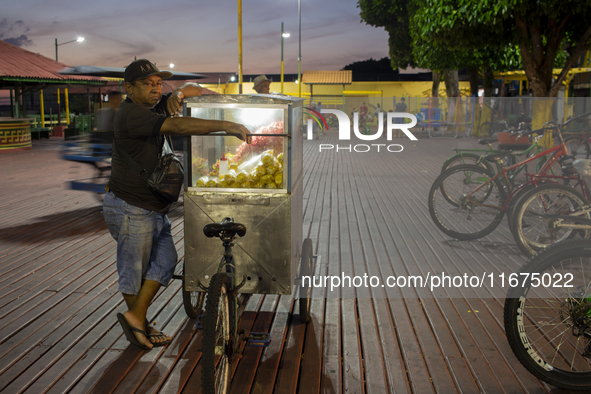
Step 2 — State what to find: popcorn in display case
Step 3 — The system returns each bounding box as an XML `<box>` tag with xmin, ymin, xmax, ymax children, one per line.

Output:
<box><xmin>185</xmin><ymin>95</ymin><xmax>303</xmax><ymax>193</ymax></box>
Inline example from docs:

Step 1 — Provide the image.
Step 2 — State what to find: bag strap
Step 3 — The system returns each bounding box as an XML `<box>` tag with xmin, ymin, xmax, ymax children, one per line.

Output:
<box><xmin>112</xmin><ymin>136</ymin><xmax>169</xmax><ymax>182</ymax></box>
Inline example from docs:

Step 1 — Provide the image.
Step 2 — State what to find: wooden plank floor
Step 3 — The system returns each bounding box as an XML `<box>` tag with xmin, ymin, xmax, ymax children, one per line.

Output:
<box><xmin>0</xmin><ymin>133</ymin><xmax>560</xmax><ymax>393</ymax></box>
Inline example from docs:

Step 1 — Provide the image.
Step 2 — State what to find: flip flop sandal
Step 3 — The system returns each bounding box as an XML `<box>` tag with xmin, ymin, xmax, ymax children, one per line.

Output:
<box><xmin>117</xmin><ymin>313</ymin><xmax>151</xmax><ymax>350</ymax></box>
<box><xmin>148</xmin><ymin>330</ymin><xmax>172</xmax><ymax>347</ymax></box>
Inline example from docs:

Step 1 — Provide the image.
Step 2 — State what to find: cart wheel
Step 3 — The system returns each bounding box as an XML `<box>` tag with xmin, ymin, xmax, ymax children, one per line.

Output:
<box><xmin>299</xmin><ymin>238</ymin><xmax>314</xmax><ymax>323</ymax></box>
<box><xmin>182</xmin><ymin>265</ymin><xmax>205</xmax><ymax>318</ymax></box>
<box><xmin>202</xmin><ymin>273</ymin><xmax>232</xmax><ymax>394</ymax></box>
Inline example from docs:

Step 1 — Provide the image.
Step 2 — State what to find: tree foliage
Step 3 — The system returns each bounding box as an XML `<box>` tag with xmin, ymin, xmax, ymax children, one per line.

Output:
<box><xmin>359</xmin><ymin>0</ymin><xmax>591</xmax><ymax>97</ymax></box>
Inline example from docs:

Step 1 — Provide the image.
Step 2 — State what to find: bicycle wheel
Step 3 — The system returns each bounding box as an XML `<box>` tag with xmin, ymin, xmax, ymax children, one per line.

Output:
<box><xmin>440</xmin><ymin>152</ymin><xmax>495</xmax><ymax>174</ymax></box>
<box><xmin>504</xmin><ymin>239</ymin><xmax>591</xmax><ymax>390</ymax></box>
<box><xmin>299</xmin><ymin>238</ymin><xmax>314</xmax><ymax>323</ymax></box>
<box><xmin>479</xmin><ymin>122</ymin><xmax>492</xmax><ymax>136</ymax></box>
<box><xmin>564</xmin><ymin>136</ymin><xmax>591</xmax><ymax>160</ymax></box>
<box><xmin>511</xmin><ymin>183</ymin><xmax>590</xmax><ymax>257</ymax></box>
<box><xmin>201</xmin><ymin>273</ymin><xmax>232</xmax><ymax>394</ymax></box>
<box><xmin>428</xmin><ymin>164</ymin><xmax>507</xmax><ymax>240</ymax></box>
<box><xmin>505</xmin><ymin>182</ymin><xmax>551</xmax><ymax>235</ymax></box>
<box><xmin>182</xmin><ymin>262</ymin><xmax>205</xmax><ymax>318</ymax></box>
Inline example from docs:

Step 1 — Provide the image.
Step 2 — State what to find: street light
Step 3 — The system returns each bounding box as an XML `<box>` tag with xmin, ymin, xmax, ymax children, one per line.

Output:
<box><xmin>281</xmin><ymin>22</ymin><xmax>290</xmax><ymax>94</ymax></box>
<box><xmin>55</xmin><ymin>37</ymin><xmax>84</xmax><ymax>61</ymax></box>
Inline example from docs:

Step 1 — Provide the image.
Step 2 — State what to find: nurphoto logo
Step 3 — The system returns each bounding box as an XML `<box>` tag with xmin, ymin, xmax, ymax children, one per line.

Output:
<box><xmin>306</xmin><ymin>109</ymin><xmax>418</xmax><ymax>153</ymax></box>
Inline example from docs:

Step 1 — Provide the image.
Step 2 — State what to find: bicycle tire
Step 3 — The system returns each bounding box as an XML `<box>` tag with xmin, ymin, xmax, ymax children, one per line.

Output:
<box><xmin>440</xmin><ymin>152</ymin><xmax>495</xmax><ymax>174</ymax></box>
<box><xmin>428</xmin><ymin>164</ymin><xmax>507</xmax><ymax>240</ymax></box>
<box><xmin>201</xmin><ymin>273</ymin><xmax>232</xmax><ymax>394</ymax></box>
<box><xmin>299</xmin><ymin>238</ymin><xmax>314</xmax><ymax>323</ymax></box>
<box><xmin>511</xmin><ymin>183</ymin><xmax>590</xmax><ymax>257</ymax></box>
<box><xmin>504</xmin><ymin>239</ymin><xmax>591</xmax><ymax>391</ymax></box>
<box><xmin>505</xmin><ymin>182</ymin><xmax>552</xmax><ymax>236</ymax></box>
<box><xmin>182</xmin><ymin>262</ymin><xmax>205</xmax><ymax>318</ymax></box>
<box><xmin>440</xmin><ymin>154</ymin><xmax>496</xmax><ymax>205</ymax></box>
<box><xmin>564</xmin><ymin>136</ymin><xmax>591</xmax><ymax>160</ymax></box>
<box><xmin>479</xmin><ymin>122</ymin><xmax>492</xmax><ymax>136</ymax></box>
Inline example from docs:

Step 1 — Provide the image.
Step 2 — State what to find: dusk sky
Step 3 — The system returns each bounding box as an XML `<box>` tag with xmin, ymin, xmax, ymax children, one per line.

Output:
<box><xmin>1</xmin><ymin>0</ymin><xmax>390</xmax><ymax>75</ymax></box>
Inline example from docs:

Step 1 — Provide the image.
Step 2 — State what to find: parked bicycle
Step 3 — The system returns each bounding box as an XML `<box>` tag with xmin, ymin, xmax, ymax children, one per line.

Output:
<box><xmin>504</xmin><ymin>238</ymin><xmax>591</xmax><ymax>391</ymax></box>
<box><xmin>478</xmin><ymin>119</ymin><xmax>510</xmax><ymax>136</ymax></box>
<box><xmin>428</xmin><ymin>120</ymin><xmax>575</xmax><ymax>240</ymax></box>
<box><xmin>510</xmin><ymin>166</ymin><xmax>591</xmax><ymax>256</ymax></box>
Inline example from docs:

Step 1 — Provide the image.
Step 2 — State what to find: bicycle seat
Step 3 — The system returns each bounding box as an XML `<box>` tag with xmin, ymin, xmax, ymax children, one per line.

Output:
<box><xmin>203</xmin><ymin>217</ymin><xmax>247</xmax><ymax>238</ymax></box>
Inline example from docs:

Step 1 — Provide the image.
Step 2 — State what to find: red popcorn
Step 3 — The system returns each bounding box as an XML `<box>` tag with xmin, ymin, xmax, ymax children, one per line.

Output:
<box><xmin>234</xmin><ymin>121</ymin><xmax>284</xmax><ymax>164</ymax></box>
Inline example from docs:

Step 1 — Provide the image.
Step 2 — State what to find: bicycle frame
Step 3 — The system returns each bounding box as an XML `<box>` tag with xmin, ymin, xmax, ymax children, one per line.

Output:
<box><xmin>445</xmin><ymin>137</ymin><xmax>543</xmax><ymax>183</ymax></box>
<box><xmin>464</xmin><ymin>132</ymin><xmax>569</xmax><ymax>211</ymax></box>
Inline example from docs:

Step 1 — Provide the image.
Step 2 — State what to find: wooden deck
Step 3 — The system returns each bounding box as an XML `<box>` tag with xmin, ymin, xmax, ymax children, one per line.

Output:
<box><xmin>0</xmin><ymin>132</ymin><xmax>560</xmax><ymax>393</ymax></box>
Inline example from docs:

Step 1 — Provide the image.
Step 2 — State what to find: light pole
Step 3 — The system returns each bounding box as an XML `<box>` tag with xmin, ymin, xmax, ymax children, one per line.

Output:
<box><xmin>281</xmin><ymin>23</ymin><xmax>290</xmax><ymax>94</ymax></box>
<box><xmin>55</xmin><ymin>37</ymin><xmax>84</xmax><ymax>61</ymax></box>
<box><xmin>298</xmin><ymin>0</ymin><xmax>301</xmax><ymax>97</ymax></box>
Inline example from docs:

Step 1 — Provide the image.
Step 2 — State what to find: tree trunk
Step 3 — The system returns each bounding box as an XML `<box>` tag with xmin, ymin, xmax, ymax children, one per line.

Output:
<box><xmin>443</xmin><ymin>69</ymin><xmax>460</xmax><ymax>97</ymax></box>
<box><xmin>469</xmin><ymin>67</ymin><xmax>479</xmax><ymax>97</ymax></box>
<box><xmin>483</xmin><ymin>67</ymin><xmax>494</xmax><ymax>97</ymax></box>
<box><xmin>431</xmin><ymin>71</ymin><xmax>441</xmax><ymax>97</ymax></box>
<box><xmin>512</xmin><ymin>14</ymin><xmax>591</xmax><ymax>97</ymax></box>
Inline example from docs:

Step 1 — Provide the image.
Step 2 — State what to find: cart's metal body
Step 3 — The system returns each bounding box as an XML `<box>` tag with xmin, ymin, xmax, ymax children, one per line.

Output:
<box><xmin>183</xmin><ymin>95</ymin><xmax>304</xmax><ymax>295</ymax></box>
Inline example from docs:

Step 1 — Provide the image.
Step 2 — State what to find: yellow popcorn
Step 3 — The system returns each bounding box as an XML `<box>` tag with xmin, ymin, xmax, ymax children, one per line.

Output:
<box><xmin>223</xmin><ymin>170</ymin><xmax>237</xmax><ymax>183</ymax></box>
<box><xmin>196</xmin><ymin>176</ymin><xmax>208</xmax><ymax>187</ymax></box>
<box><xmin>241</xmin><ymin>181</ymin><xmax>252</xmax><ymax>188</ymax></box>
<box><xmin>274</xmin><ymin>171</ymin><xmax>283</xmax><ymax>186</ymax></box>
<box><xmin>261</xmin><ymin>150</ymin><xmax>275</xmax><ymax>166</ymax></box>
<box><xmin>260</xmin><ymin>174</ymin><xmax>274</xmax><ymax>184</ymax></box>
<box><xmin>206</xmin><ymin>178</ymin><xmax>219</xmax><ymax>188</ymax></box>
<box><xmin>254</xmin><ymin>163</ymin><xmax>266</xmax><ymax>178</ymax></box>
<box><xmin>236</xmin><ymin>171</ymin><xmax>249</xmax><ymax>184</ymax></box>
<box><xmin>277</xmin><ymin>152</ymin><xmax>283</xmax><ymax>163</ymax></box>
<box><xmin>264</xmin><ymin>182</ymin><xmax>278</xmax><ymax>189</ymax></box>
<box><xmin>266</xmin><ymin>164</ymin><xmax>279</xmax><ymax>175</ymax></box>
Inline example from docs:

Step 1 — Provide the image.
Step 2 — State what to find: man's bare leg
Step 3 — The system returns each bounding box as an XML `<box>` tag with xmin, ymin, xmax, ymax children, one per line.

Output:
<box><xmin>121</xmin><ymin>279</ymin><xmax>167</xmax><ymax>348</ymax></box>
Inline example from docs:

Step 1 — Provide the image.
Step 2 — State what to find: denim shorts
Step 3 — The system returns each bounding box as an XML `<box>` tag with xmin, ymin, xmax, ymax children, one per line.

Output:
<box><xmin>102</xmin><ymin>191</ymin><xmax>177</xmax><ymax>295</ymax></box>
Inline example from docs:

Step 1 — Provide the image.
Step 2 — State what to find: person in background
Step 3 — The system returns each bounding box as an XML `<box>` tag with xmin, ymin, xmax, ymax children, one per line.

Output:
<box><xmin>253</xmin><ymin>75</ymin><xmax>271</xmax><ymax>94</ymax></box>
<box><xmin>104</xmin><ymin>59</ymin><xmax>249</xmax><ymax>350</ymax></box>
<box><xmin>393</xmin><ymin>98</ymin><xmax>408</xmax><ymax>137</ymax></box>
<box><xmin>359</xmin><ymin>102</ymin><xmax>368</xmax><ymax>118</ymax></box>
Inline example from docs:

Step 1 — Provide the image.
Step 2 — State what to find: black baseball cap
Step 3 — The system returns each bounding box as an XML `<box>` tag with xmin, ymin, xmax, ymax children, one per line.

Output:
<box><xmin>124</xmin><ymin>59</ymin><xmax>173</xmax><ymax>83</ymax></box>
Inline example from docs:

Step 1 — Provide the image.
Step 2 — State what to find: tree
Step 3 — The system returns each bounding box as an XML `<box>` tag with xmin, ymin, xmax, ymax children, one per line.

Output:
<box><xmin>343</xmin><ymin>57</ymin><xmax>401</xmax><ymax>80</ymax></box>
<box><xmin>413</xmin><ymin>0</ymin><xmax>591</xmax><ymax>97</ymax></box>
<box><xmin>358</xmin><ymin>0</ymin><xmax>511</xmax><ymax>96</ymax></box>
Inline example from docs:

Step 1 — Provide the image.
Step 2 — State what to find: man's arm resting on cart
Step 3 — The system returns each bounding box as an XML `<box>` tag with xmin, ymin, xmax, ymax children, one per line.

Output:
<box><xmin>160</xmin><ymin>117</ymin><xmax>249</xmax><ymax>142</ymax></box>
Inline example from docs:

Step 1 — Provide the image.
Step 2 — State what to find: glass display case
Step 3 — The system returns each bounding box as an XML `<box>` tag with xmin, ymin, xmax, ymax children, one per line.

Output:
<box><xmin>183</xmin><ymin>95</ymin><xmax>305</xmax><ymax>295</ymax></box>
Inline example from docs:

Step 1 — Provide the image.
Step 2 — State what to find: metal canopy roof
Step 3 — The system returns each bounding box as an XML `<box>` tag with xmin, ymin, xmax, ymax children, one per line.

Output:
<box><xmin>302</xmin><ymin>70</ymin><xmax>352</xmax><ymax>85</ymax></box>
<box><xmin>0</xmin><ymin>40</ymin><xmax>105</xmax><ymax>86</ymax></box>
<box><xmin>59</xmin><ymin>65</ymin><xmax>204</xmax><ymax>80</ymax></box>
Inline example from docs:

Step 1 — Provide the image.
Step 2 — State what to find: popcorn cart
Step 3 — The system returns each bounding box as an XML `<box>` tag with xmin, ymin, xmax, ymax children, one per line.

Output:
<box><xmin>180</xmin><ymin>94</ymin><xmax>314</xmax><ymax>326</ymax></box>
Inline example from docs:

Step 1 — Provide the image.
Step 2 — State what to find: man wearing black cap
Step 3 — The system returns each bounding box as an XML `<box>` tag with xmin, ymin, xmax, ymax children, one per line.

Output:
<box><xmin>103</xmin><ymin>59</ymin><xmax>249</xmax><ymax>350</ymax></box>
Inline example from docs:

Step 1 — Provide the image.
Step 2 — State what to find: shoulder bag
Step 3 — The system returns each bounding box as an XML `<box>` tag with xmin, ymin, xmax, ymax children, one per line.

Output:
<box><xmin>113</xmin><ymin>136</ymin><xmax>184</xmax><ymax>204</ymax></box>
